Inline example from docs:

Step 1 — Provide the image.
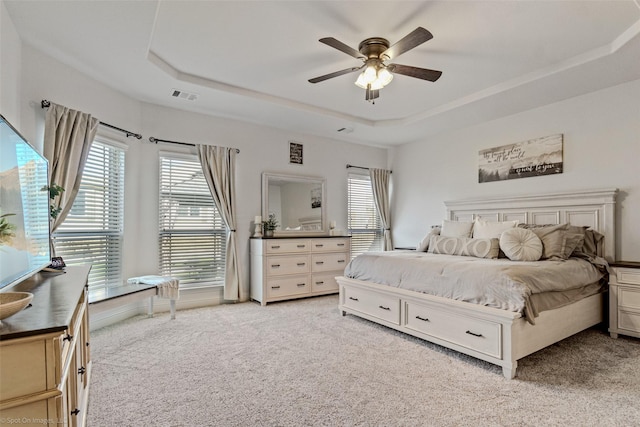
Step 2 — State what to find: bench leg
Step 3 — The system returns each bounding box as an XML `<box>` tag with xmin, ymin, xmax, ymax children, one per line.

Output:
<box><xmin>148</xmin><ymin>296</ymin><xmax>154</xmax><ymax>318</ymax></box>
<box><xmin>170</xmin><ymin>299</ymin><xmax>176</xmax><ymax>320</ymax></box>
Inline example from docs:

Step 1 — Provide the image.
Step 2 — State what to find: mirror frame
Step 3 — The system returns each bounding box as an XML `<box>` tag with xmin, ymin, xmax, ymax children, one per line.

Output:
<box><xmin>262</xmin><ymin>172</ymin><xmax>327</xmax><ymax>236</ymax></box>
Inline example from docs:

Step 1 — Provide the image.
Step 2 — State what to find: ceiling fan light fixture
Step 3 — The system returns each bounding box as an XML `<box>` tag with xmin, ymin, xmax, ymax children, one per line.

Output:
<box><xmin>355</xmin><ymin>63</ymin><xmax>393</xmax><ymax>90</ymax></box>
<box><xmin>376</xmin><ymin>67</ymin><xmax>393</xmax><ymax>86</ymax></box>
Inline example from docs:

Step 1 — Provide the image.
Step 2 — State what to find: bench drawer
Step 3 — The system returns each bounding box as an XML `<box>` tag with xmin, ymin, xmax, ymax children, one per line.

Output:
<box><xmin>343</xmin><ymin>287</ymin><xmax>400</xmax><ymax>325</ymax></box>
<box><xmin>405</xmin><ymin>301</ymin><xmax>502</xmax><ymax>359</ymax></box>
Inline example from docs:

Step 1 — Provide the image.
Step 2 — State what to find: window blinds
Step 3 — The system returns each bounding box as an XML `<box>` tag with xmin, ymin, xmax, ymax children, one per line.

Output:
<box><xmin>158</xmin><ymin>154</ymin><xmax>226</xmax><ymax>288</ymax></box>
<box><xmin>53</xmin><ymin>140</ymin><xmax>125</xmax><ymax>290</ymax></box>
<box><xmin>347</xmin><ymin>173</ymin><xmax>383</xmax><ymax>258</ymax></box>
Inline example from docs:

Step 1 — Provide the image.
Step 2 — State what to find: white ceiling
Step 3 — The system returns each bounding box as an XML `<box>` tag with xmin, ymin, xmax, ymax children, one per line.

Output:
<box><xmin>5</xmin><ymin>1</ymin><xmax>640</xmax><ymax>147</ymax></box>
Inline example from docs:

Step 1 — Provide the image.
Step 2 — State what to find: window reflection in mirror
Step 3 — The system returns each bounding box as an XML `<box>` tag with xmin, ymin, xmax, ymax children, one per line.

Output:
<box><xmin>262</xmin><ymin>173</ymin><xmax>326</xmax><ymax>235</ymax></box>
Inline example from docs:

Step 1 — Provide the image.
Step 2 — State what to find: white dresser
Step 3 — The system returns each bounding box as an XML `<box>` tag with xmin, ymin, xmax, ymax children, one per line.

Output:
<box><xmin>609</xmin><ymin>261</ymin><xmax>640</xmax><ymax>339</ymax></box>
<box><xmin>250</xmin><ymin>236</ymin><xmax>351</xmax><ymax>305</ymax></box>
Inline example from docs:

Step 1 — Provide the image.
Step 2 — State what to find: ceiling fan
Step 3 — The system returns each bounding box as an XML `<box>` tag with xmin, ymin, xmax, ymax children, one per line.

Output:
<box><xmin>308</xmin><ymin>27</ymin><xmax>442</xmax><ymax>103</ymax></box>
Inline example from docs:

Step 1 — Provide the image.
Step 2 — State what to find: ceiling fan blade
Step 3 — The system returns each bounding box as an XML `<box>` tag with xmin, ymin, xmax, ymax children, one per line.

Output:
<box><xmin>319</xmin><ymin>37</ymin><xmax>366</xmax><ymax>60</ymax></box>
<box><xmin>308</xmin><ymin>66</ymin><xmax>364</xmax><ymax>84</ymax></box>
<box><xmin>380</xmin><ymin>27</ymin><xmax>433</xmax><ymax>60</ymax></box>
<box><xmin>388</xmin><ymin>64</ymin><xmax>442</xmax><ymax>82</ymax></box>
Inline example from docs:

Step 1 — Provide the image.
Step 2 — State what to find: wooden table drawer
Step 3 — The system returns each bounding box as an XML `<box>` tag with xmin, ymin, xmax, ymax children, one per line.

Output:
<box><xmin>619</xmin><ymin>286</ymin><xmax>640</xmax><ymax>310</ymax></box>
<box><xmin>312</xmin><ymin>253</ymin><xmax>348</xmax><ymax>272</ymax></box>
<box><xmin>266</xmin><ymin>275</ymin><xmax>310</xmax><ymax>298</ymax></box>
<box><xmin>618</xmin><ymin>269</ymin><xmax>640</xmax><ymax>285</ymax></box>
<box><xmin>266</xmin><ymin>255</ymin><xmax>310</xmax><ymax>275</ymax></box>
<box><xmin>405</xmin><ymin>302</ymin><xmax>501</xmax><ymax>359</ymax></box>
<box><xmin>265</xmin><ymin>240</ymin><xmax>310</xmax><ymax>254</ymax></box>
<box><xmin>343</xmin><ymin>287</ymin><xmax>400</xmax><ymax>325</ymax></box>
<box><xmin>619</xmin><ymin>310</ymin><xmax>640</xmax><ymax>333</ymax></box>
<box><xmin>311</xmin><ymin>238</ymin><xmax>350</xmax><ymax>252</ymax></box>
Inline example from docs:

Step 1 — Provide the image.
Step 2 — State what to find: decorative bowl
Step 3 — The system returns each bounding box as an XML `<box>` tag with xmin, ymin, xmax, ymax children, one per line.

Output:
<box><xmin>0</xmin><ymin>292</ymin><xmax>34</xmax><ymax>321</ymax></box>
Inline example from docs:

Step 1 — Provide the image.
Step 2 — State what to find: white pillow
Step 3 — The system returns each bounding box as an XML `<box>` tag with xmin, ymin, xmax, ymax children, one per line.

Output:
<box><xmin>472</xmin><ymin>218</ymin><xmax>519</xmax><ymax>239</ymax></box>
<box><xmin>499</xmin><ymin>227</ymin><xmax>543</xmax><ymax>261</ymax></box>
<box><xmin>416</xmin><ymin>227</ymin><xmax>441</xmax><ymax>251</ymax></box>
<box><xmin>441</xmin><ymin>220</ymin><xmax>473</xmax><ymax>238</ymax></box>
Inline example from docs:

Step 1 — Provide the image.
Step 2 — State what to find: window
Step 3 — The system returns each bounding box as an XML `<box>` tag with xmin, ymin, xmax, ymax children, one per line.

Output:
<box><xmin>159</xmin><ymin>153</ymin><xmax>226</xmax><ymax>288</ymax></box>
<box><xmin>53</xmin><ymin>139</ymin><xmax>125</xmax><ymax>291</ymax></box>
<box><xmin>347</xmin><ymin>173</ymin><xmax>383</xmax><ymax>258</ymax></box>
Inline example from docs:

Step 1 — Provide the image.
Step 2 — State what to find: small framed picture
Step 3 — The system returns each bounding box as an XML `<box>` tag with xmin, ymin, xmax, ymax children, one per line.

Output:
<box><xmin>289</xmin><ymin>141</ymin><xmax>303</xmax><ymax>165</ymax></box>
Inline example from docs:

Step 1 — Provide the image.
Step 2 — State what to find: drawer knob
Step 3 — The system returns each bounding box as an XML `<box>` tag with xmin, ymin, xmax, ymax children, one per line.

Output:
<box><xmin>271</xmin><ymin>245</ymin><xmax>281</xmax><ymax>249</ymax></box>
<box><xmin>337</xmin><ymin>243</ymin><xmax>345</xmax><ymax>246</ymax></box>
<box><xmin>316</xmin><ymin>261</ymin><xmax>324</xmax><ymax>265</ymax></box>
<box><xmin>315</xmin><ymin>281</ymin><xmax>324</xmax><ymax>285</ymax></box>
<box><xmin>271</xmin><ymin>264</ymin><xmax>281</xmax><ymax>268</ymax></box>
<box><xmin>465</xmin><ymin>330</ymin><xmax>484</xmax><ymax>338</ymax></box>
<box><xmin>297</xmin><ymin>245</ymin><xmax>306</xmax><ymax>248</ymax></box>
<box><xmin>297</xmin><ymin>283</ymin><xmax>306</xmax><ymax>287</ymax></box>
<box><xmin>415</xmin><ymin>315</ymin><xmax>430</xmax><ymax>322</ymax></box>
<box><xmin>271</xmin><ymin>285</ymin><xmax>281</xmax><ymax>289</ymax></box>
<box><xmin>349</xmin><ymin>296</ymin><xmax>359</xmax><ymax>302</ymax></box>
<box><xmin>316</xmin><ymin>244</ymin><xmax>324</xmax><ymax>248</ymax></box>
<box><xmin>297</xmin><ymin>263</ymin><xmax>306</xmax><ymax>266</ymax></box>
<box><xmin>338</xmin><ymin>260</ymin><xmax>345</xmax><ymax>263</ymax></box>
<box><xmin>378</xmin><ymin>305</ymin><xmax>391</xmax><ymax>311</ymax></box>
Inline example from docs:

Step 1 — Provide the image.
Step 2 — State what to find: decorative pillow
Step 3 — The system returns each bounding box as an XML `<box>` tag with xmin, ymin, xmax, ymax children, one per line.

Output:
<box><xmin>428</xmin><ymin>235</ymin><xmax>499</xmax><ymax>259</ymax></box>
<box><xmin>472</xmin><ymin>218</ymin><xmax>519</xmax><ymax>239</ymax></box>
<box><xmin>440</xmin><ymin>220</ymin><xmax>474</xmax><ymax>238</ymax></box>
<box><xmin>522</xmin><ymin>223</ymin><xmax>569</xmax><ymax>260</ymax></box>
<box><xmin>416</xmin><ymin>227</ymin><xmax>441</xmax><ymax>252</ymax></box>
<box><xmin>499</xmin><ymin>228</ymin><xmax>543</xmax><ymax>261</ymax></box>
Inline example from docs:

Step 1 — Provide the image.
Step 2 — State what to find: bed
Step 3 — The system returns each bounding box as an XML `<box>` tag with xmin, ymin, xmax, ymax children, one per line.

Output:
<box><xmin>337</xmin><ymin>189</ymin><xmax>617</xmax><ymax>378</ymax></box>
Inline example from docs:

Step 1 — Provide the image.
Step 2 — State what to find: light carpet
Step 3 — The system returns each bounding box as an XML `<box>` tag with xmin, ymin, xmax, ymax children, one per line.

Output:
<box><xmin>87</xmin><ymin>295</ymin><xmax>640</xmax><ymax>426</ymax></box>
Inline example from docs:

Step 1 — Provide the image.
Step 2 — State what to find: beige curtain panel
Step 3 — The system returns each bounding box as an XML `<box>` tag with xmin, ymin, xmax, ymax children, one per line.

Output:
<box><xmin>43</xmin><ymin>102</ymin><xmax>99</xmax><ymax>254</ymax></box>
<box><xmin>369</xmin><ymin>168</ymin><xmax>393</xmax><ymax>251</ymax></box>
<box><xmin>197</xmin><ymin>145</ymin><xmax>243</xmax><ymax>301</ymax></box>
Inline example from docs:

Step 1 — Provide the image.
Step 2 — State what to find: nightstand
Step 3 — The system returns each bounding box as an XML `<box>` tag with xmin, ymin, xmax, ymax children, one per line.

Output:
<box><xmin>609</xmin><ymin>261</ymin><xmax>640</xmax><ymax>339</ymax></box>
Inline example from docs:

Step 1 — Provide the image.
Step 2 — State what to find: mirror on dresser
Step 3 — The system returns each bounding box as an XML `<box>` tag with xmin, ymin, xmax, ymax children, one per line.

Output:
<box><xmin>262</xmin><ymin>172</ymin><xmax>327</xmax><ymax>235</ymax></box>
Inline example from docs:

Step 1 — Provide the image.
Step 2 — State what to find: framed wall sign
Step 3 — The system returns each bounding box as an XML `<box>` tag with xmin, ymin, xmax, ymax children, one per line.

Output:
<box><xmin>289</xmin><ymin>141</ymin><xmax>303</xmax><ymax>165</ymax></box>
<box><xmin>478</xmin><ymin>134</ymin><xmax>563</xmax><ymax>183</ymax></box>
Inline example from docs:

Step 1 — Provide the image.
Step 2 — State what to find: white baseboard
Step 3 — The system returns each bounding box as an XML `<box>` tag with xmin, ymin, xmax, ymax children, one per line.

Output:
<box><xmin>89</xmin><ymin>286</ymin><xmax>225</xmax><ymax>331</ymax></box>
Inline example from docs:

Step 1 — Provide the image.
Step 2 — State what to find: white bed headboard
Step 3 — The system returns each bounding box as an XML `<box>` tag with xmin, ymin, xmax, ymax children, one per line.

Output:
<box><xmin>445</xmin><ymin>188</ymin><xmax>618</xmax><ymax>262</ymax></box>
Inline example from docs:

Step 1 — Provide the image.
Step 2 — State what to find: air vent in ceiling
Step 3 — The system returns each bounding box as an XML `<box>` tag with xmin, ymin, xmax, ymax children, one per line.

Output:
<box><xmin>171</xmin><ymin>89</ymin><xmax>199</xmax><ymax>101</ymax></box>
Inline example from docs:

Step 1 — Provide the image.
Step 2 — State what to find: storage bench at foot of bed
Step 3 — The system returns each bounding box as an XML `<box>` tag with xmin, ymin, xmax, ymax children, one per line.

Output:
<box><xmin>338</xmin><ymin>276</ymin><xmax>604</xmax><ymax>379</ymax></box>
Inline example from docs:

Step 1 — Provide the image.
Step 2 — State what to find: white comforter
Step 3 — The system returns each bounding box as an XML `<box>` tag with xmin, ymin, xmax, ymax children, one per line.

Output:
<box><xmin>344</xmin><ymin>251</ymin><xmax>604</xmax><ymax>320</ymax></box>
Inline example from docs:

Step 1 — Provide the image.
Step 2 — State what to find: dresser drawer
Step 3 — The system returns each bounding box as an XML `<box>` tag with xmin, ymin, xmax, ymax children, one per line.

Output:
<box><xmin>343</xmin><ymin>287</ymin><xmax>400</xmax><ymax>325</ymax></box>
<box><xmin>265</xmin><ymin>240</ymin><xmax>310</xmax><ymax>254</ymax></box>
<box><xmin>266</xmin><ymin>255</ymin><xmax>310</xmax><ymax>276</ymax></box>
<box><xmin>311</xmin><ymin>273</ymin><xmax>339</xmax><ymax>293</ymax></box>
<box><xmin>405</xmin><ymin>302</ymin><xmax>501</xmax><ymax>359</ymax></box>
<box><xmin>618</xmin><ymin>268</ymin><xmax>640</xmax><ymax>285</ymax></box>
<box><xmin>312</xmin><ymin>253</ymin><xmax>348</xmax><ymax>273</ymax></box>
<box><xmin>311</xmin><ymin>238</ymin><xmax>350</xmax><ymax>253</ymax></box>
<box><xmin>266</xmin><ymin>275</ymin><xmax>310</xmax><ymax>298</ymax></box>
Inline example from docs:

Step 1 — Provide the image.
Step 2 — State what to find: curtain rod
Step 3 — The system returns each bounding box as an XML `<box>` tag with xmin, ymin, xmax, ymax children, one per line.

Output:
<box><xmin>346</xmin><ymin>164</ymin><xmax>392</xmax><ymax>173</ymax></box>
<box><xmin>149</xmin><ymin>136</ymin><xmax>240</xmax><ymax>154</ymax></box>
<box><xmin>41</xmin><ymin>100</ymin><xmax>142</xmax><ymax>139</ymax></box>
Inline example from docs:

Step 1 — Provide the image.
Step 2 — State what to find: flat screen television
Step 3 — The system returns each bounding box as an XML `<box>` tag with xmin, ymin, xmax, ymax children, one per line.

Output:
<box><xmin>0</xmin><ymin>114</ymin><xmax>51</xmax><ymax>290</ymax></box>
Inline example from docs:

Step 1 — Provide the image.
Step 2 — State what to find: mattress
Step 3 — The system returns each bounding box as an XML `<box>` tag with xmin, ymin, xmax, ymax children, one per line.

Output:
<box><xmin>344</xmin><ymin>251</ymin><xmax>605</xmax><ymax>323</ymax></box>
